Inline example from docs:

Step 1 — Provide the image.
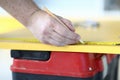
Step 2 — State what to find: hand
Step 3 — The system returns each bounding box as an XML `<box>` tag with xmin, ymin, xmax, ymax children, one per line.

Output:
<box><xmin>27</xmin><ymin>10</ymin><xmax>80</xmax><ymax>46</ymax></box>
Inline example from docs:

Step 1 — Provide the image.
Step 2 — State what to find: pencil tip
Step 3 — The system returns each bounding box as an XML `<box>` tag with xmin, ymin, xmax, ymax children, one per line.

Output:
<box><xmin>79</xmin><ymin>39</ymin><xmax>85</xmax><ymax>44</ymax></box>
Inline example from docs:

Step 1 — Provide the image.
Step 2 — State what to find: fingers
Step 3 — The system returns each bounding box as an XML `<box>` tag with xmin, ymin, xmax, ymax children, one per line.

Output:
<box><xmin>53</xmin><ymin>16</ymin><xmax>80</xmax><ymax>41</ymax></box>
<box><xmin>50</xmin><ymin>31</ymin><xmax>79</xmax><ymax>45</ymax></box>
<box><xmin>40</xmin><ymin>34</ymin><xmax>65</xmax><ymax>46</ymax></box>
<box><xmin>53</xmin><ymin>22</ymin><xmax>80</xmax><ymax>41</ymax></box>
<box><xmin>40</xmin><ymin>30</ymin><xmax>79</xmax><ymax>46</ymax></box>
<box><xmin>48</xmin><ymin>38</ymin><xmax>65</xmax><ymax>46</ymax></box>
<box><xmin>58</xmin><ymin>16</ymin><xmax>75</xmax><ymax>32</ymax></box>
<box><xmin>37</xmin><ymin>17</ymin><xmax>80</xmax><ymax>46</ymax></box>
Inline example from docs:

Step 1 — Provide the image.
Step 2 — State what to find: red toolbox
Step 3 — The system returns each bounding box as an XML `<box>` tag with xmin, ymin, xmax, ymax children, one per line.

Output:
<box><xmin>10</xmin><ymin>50</ymin><xmax>118</xmax><ymax>80</ymax></box>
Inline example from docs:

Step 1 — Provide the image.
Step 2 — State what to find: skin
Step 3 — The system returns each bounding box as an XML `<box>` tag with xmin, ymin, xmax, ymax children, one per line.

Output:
<box><xmin>0</xmin><ymin>0</ymin><xmax>80</xmax><ymax>46</ymax></box>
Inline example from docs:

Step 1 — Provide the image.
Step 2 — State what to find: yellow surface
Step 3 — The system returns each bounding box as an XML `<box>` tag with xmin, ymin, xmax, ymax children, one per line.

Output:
<box><xmin>75</xmin><ymin>21</ymin><xmax>120</xmax><ymax>42</ymax></box>
<box><xmin>0</xmin><ymin>16</ymin><xmax>25</xmax><ymax>34</ymax></box>
<box><xmin>0</xmin><ymin>16</ymin><xmax>120</xmax><ymax>54</ymax></box>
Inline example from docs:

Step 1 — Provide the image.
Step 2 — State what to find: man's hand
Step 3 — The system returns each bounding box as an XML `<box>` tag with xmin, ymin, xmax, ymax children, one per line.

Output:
<box><xmin>27</xmin><ymin>10</ymin><xmax>80</xmax><ymax>46</ymax></box>
<box><xmin>0</xmin><ymin>0</ymin><xmax>80</xmax><ymax>46</ymax></box>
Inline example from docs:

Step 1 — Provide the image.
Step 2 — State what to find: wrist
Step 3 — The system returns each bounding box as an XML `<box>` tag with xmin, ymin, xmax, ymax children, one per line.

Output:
<box><xmin>24</xmin><ymin>8</ymin><xmax>41</xmax><ymax>26</ymax></box>
<box><xmin>26</xmin><ymin>9</ymin><xmax>48</xmax><ymax>30</ymax></box>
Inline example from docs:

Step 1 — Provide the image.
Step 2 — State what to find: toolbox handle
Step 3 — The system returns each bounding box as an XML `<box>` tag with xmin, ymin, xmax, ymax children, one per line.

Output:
<box><xmin>11</xmin><ymin>50</ymin><xmax>51</xmax><ymax>61</ymax></box>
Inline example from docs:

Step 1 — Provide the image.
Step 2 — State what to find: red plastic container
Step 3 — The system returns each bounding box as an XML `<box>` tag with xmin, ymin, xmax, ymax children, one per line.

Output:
<box><xmin>11</xmin><ymin>50</ymin><xmax>104</xmax><ymax>80</ymax></box>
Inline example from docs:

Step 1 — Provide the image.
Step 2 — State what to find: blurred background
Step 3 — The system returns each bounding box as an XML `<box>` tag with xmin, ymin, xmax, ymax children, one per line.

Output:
<box><xmin>0</xmin><ymin>0</ymin><xmax>120</xmax><ymax>80</ymax></box>
<box><xmin>1</xmin><ymin>0</ymin><xmax>120</xmax><ymax>18</ymax></box>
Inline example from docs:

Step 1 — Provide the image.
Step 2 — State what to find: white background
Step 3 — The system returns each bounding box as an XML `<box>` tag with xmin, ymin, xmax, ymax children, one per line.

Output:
<box><xmin>0</xmin><ymin>49</ymin><xmax>12</xmax><ymax>80</ymax></box>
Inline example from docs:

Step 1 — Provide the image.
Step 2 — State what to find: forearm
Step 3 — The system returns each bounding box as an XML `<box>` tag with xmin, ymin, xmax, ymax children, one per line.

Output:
<box><xmin>0</xmin><ymin>0</ymin><xmax>40</xmax><ymax>26</ymax></box>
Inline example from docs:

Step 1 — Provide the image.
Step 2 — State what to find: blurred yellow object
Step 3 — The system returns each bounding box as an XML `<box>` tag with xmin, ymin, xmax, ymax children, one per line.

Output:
<box><xmin>0</xmin><ymin>15</ymin><xmax>120</xmax><ymax>54</ymax></box>
<box><xmin>0</xmin><ymin>16</ymin><xmax>25</xmax><ymax>34</ymax></box>
<box><xmin>75</xmin><ymin>19</ymin><xmax>120</xmax><ymax>42</ymax></box>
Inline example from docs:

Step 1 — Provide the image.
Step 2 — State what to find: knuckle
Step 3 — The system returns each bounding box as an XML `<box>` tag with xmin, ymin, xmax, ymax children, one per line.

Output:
<box><xmin>42</xmin><ymin>30</ymin><xmax>46</xmax><ymax>35</ymax></box>
<box><xmin>40</xmin><ymin>36</ymin><xmax>46</xmax><ymax>42</ymax></box>
<box><xmin>67</xmin><ymin>20</ymin><xmax>72</xmax><ymax>24</ymax></box>
<box><xmin>72</xmin><ymin>32</ymin><xmax>78</xmax><ymax>37</ymax></box>
<box><xmin>59</xmin><ymin>38</ymin><xmax>65</xmax><ymax>43</ymax></box>
<box><xmin>57</xmin><ymin>43</ymin><xmax>66</xmax><ymax>46</ymax></box>
<box><xmin>61</xmin><ymin>30</ymin><xmax>67</xmax><ymax>35</ymax></box>
<box><xmin>42</xmin><ymin>29</ymin><xmax>50</xmax><ymax>35</ymax></box>
<box><xmin>52</xmin><ymin>40</ymin><xmax>65</xmax><ymax>46</ymax></box>
<box><xmin>56</xmin><ymin>43</ymin><xmax>63</xmax><ymax>46</ymax></box>
<box><xmin>65</xmin><ymin>39</ymin><xmax>74</xmax><ymax>44</ymax></box>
